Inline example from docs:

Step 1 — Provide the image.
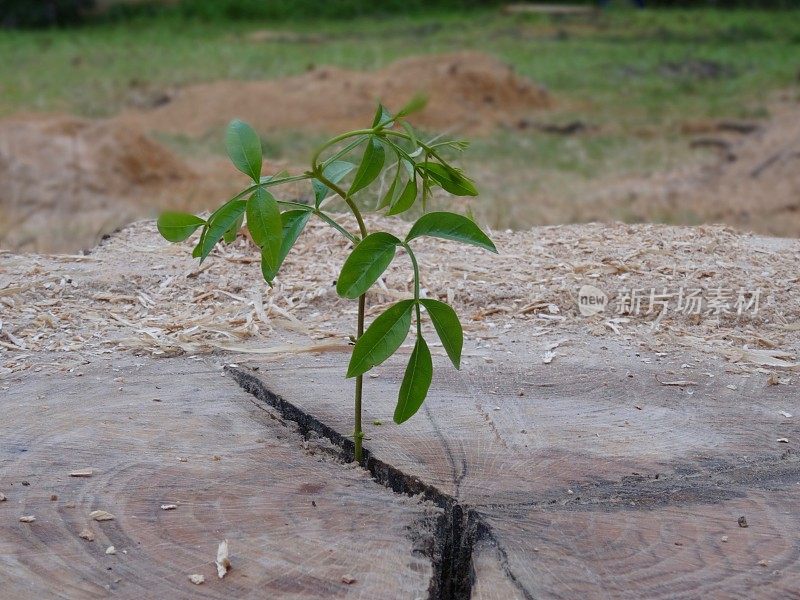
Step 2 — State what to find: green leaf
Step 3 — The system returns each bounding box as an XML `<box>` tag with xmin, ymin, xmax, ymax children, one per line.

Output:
<box><xmin>396</xmin><ymin>94</ymin><xmax>428</xmax><ymax>118</ymax></box>
<box><xmin>406</xmin><ymin>212</ymin><xmax>497</xmax><ymax>253</ymax></box>
<box><xmin>246</xmin><ymin>188</ymin><xmax>282</xmax><ymax>264</ymax></box>
<box><xmin>434</xmin><ymin>140</ymin><xmax>470</xmax><ymax>152</ymax></box>
<box><xmin>347</xmin><ymin>300</ymin><xmax>414</xmax><ymax>378</ymax></box>
<box><xmin>278</xmin><ymin>209</ymin><xmax>312</xmax><ymax>266</ymax></box>
<box><xmin>313</xmin><ymin>160</ymin><xmax>356</xmax><ymax>207</ymax></box>
<box><xmin>262</xmin><ymin>209</ymin><xmax>312</xmax><ymax>282</ymax></box>
<box><xmin>196</xmin><ymin>199</ymin><xmax>248</xmax><ymax>261</ymax></box>
<box><xmin>402</xmin><ymin>121</ymin><xmax>419</xmax><ymax>155</ymax></box>
<box><xmin>225</xmin><ymin>119</ymin><xmax>262</xmax><ymax>183</ymax></box>
<box><xmin>259</xmin><ymin>170</ymin><xmax>289</xmax><ymax>183</ymax></box>
<box><xmin>192</xmin><ymin>228</ymin><xmax>206</xmax><ymax>258</ymax></box>
<box><xmin>377</xmin><ymin>170</ymin><xmax>400</xmax><ymax>210</ymax></box>
<box><xmin>349</xmin><ymin>138</ymin><xmax>385</xmax><ymax>195</ymax></box>
<box><xmin>157</xmin><ymin>212</ymin><xmax>206</xmax><ymax>243</ymax></box>
<box><xmin>223</xmin><ymin>213</ymin><xmax>244</xmax><ymax>243</ymax></box>
<box><xmin>336</xmin><ymin>232</ymin><xmax>400</xmax><ymax>299</ymax></box>
<box><xmin>260</xmin><ymin>246</ymin><xmax>277</xmax><ymax>287</ymax></box>
<box><xmin>387</xmin><ymin>178</ymin><xmax>417</xmax><ymax>216</ymax></box>
<box><xmin>393</xmin><ymin>335</ymin><xmax>433</xmax><ymax>424</ymax></box>
<box><xmin>418</xmin><ymin>162</ymin><xmax>478</xmax><ymax>196</ymax></box>
<box><xmin>372</xmin><ymin>103</ymin><xmax>394</xmax><ymax>128</ymax></box>
<box><xmin>420</xmin><ymin>299</ymin><xmax>463</xmax><ymax>369</ymax></box>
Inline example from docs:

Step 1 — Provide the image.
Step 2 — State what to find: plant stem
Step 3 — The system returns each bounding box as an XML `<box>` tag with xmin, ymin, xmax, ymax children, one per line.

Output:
<box><xmin>314</xmin><ymin>172</ymin><xmax>368</xmax><ymax>240</ymax></box>
<box><xmin>354</xmin><ymin>294</ymin><xmax>366</xmax><ymax>463</ymax></box>
<box><xmin>276</xmin><ymin>200</ymin><xmax>358</xmax><ymax>244</ymax></box>
<box><xmin>405</xmin><ymin>243</ymin><xmax>423</xmax><ymax>335</ymax></box>
<box><xmin>311</xmin><ymin>129</ymin><xmax>373</xmax><ymax>170</ymax></box>
<box><xmin>230</xmin><ymin>173</ymin><xmax>312</xmax><ymax>203</ymax></box>
<box><xmin>320</xmin><ymin>136</ymin><xmax>369</xmax><ymax>170</ymax></box>
<box><xmin>314</xmin><ymin>167</ymin><xmax>369</xmax><ymax>464</ymax></box>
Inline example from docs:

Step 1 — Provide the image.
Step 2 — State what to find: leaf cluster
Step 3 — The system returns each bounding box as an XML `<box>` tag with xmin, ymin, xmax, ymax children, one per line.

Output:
<box><xmin>158</xmin><ymin>98</ymin><xmax>496</xmax><ymax>424</ymax></box>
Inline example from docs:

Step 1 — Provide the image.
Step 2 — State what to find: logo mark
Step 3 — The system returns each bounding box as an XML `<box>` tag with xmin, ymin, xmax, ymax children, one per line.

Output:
<box><xmin>578</xmin><ymin>285</ymin><xmax>607</xmax><ymax>316</ymax></box>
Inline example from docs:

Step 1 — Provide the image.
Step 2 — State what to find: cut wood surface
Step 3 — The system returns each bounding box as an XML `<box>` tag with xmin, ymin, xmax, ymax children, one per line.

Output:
<box><xmin>238</xmin><ymin>334</ymin><xmax>800</xmax><ymax>598</ymax></box>
<box><xmin>2</xmin><ymin>218</ymin><xmax>800</xmax><ymax>598</ymax></box>
<box><xmin>0</xmin><ymin>357</ymin><xmax>436</xmax><ymax>599</ymax></box>
<box><xmin>255</xmin><ymin>337</ymin><xmax>799</xmax><ymax>505</ymax></box>
<box><xmin>478</xmin><ymin>489</ymin><xmax>800</xmax><ymax>599</ymax></box>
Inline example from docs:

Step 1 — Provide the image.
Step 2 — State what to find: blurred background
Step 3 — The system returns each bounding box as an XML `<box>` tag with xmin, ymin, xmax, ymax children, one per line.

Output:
<box><xmin>1</xmin><ymin>0</ymin><xmax>798</xmax><ymax>252</ymax></box>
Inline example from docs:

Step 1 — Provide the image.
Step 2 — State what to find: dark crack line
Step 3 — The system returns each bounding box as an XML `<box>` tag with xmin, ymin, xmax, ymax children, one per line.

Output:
<box><xmin>227</xmin><ymin>366</ymin><xmax>482</xmax><ymax>600</ymax></box>
<box><xmin>477</xmin><ymin>522</ymin><xmax>536</xmax><ymax>600</ymax></box>
<box><xmin>423</xmin><ymin>402</ymin><xmax>468</xmax><ymax>499</ymax></box>
<box><xmin>475</xmin><ymin>452</ymin><xmax>800</xmax><ymax>513</ymax></box>
<box><xmin>226</xmin><ymin>367</ymin><xmax>800</xmax><ymax>599</ymax></box>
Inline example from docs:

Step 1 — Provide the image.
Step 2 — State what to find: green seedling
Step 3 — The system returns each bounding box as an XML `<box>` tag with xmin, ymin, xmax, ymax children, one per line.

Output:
<box><xmin>157</xmin><ymin>99</ymin><xmax>497</xmax><ymax>463</ymax></box>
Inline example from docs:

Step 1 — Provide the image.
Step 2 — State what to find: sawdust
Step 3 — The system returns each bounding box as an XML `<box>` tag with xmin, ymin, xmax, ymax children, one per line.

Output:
<box><xmin>1</xmin><ymin>217</ymin><xmax>798</xmax><ymax>381</ymax></box>
<box><xmin>120</xmin><ymin>52</ymin><xmax>552</xmax><ymax>137</ymax></box>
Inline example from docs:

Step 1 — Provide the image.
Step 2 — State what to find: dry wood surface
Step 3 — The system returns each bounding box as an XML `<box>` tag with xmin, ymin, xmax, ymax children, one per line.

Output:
<box><xmin>1</xmin><ymin>218</ymin><xmax>799</xmax><ymax>598</ymax></box>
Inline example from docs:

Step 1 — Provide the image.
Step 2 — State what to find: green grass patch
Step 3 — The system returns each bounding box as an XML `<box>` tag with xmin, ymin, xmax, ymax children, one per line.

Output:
<box><xmin>1</xmin><ymin>8</ymin><xmax>797</xmax><ymax>121</ymax></box>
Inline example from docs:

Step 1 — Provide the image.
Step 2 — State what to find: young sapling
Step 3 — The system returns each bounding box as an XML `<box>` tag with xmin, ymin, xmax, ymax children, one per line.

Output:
<box><xmin>157</xmin><ymin>99</ymin><xmax>497</xmax><ymax>463</ymax></box>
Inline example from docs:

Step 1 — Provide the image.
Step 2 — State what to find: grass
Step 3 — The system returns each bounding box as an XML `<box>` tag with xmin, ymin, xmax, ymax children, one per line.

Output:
<box><xmin>1</xmin><ymin>7</ymin><xmax>798</xmax><ymax>230</ymax></box>
<box><xmin>1</xmin><ymin>9</ymin><xmax>797</xmax><ymax>121</ymax></box>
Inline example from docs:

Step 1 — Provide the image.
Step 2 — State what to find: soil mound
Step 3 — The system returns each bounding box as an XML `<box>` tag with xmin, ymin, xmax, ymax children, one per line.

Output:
<box><xmin>0</xmin><ymin>115</ymin><xmax>195</xmax><ymax>252</ymax></box>
<box><xmin>586</xmin><ymin>100</ymin><xmax>800</xmax><ymax>237</ymax></box>
<box><xmin>124</xmin><ymin>52</ymin><xmax>552</xmax><ymax>137</ymax></box>
<box><xmin>681</xmin><ymin>102</ymin><xmax>800</xmax><ymax>236</ymax></box>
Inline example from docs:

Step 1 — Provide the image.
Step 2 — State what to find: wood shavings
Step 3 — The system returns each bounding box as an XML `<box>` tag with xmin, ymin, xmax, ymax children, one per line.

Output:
<box><xmin>780</xmin><ymin>411</ymin><xmax>793</xmax><ymax>418</ymax></box>
<box><xmin>722</xmin><ymin>347</ymin><xmax>800</xmax><ymax>370</ymax></box>
<box><xmin>215</xmin><ymin>540</ymin><xmax>231</xmax><ymax>579</ymax></box>
<box><xmin>768</xmin><ymin>373</ymin><xmax>792</xmax><ymax>386</ymax></box>
<box><xmin>2</xmin><ymin>330</ymin><xmax>27</xmax><ymax>349</ymax></box>
<box><xmin>189</xmin><ymin>574</ymin><xmax>205</xmax><ymax>585</ymax></box>
<box><xmin>656</xmin><ymin>376</ymin><xmax>699</xmax><ymax>386</ymax></box>
<box><xmin>19</xmin><ymin>516</ymin><xmax>36</xmax><ymax>523</ymax></box>
<box><xmin>777</xmin><ymin>438</ymin><xmax>789</xmax><ymax>443</ymax></box>
<box><xmin>545</xmin><ymin>338</ymin><xmax>569</xmax><ymax>351</ymax></box>
<box><xmin>105</xmin><ymin>546</ymin><xmax>116</xmax><ymax>555</ymax></box>
<box><xmin>69</xmin><ymin>469</ymin><xmax>93</xmax><ymax>477</ymax></box>
<box><xmin>1</xmin><ymin>218</ymin><xmax>799</xmax><ymax>376</ymax></box>
<box><xmin>90</xmin><ymin>510</ymin><xmax>115</xmax><ymax>522</ymax></box>
<box><xmin>161</xmin><ymin>504</ymin><xmax>178</xmax><ymax>511</ymax></box>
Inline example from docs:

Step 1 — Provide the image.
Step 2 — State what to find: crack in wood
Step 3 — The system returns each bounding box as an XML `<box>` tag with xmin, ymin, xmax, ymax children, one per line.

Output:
<box><xmin>227</xmin><ymin>366</ymin><xmax>483</xmax><ymax>600</ymax></box>
<box><xmin>476</xmin><ymin>451</ymin><xmax>800</xmax><ymax>512</ymax></box>
<box><xmin>228</xmin><ymin>366</ymin><xmax>800</xmax><ymax>598</ymax></box>
<box><xmin>476</xmin><ymin>521</ymin><xmax>536</xmax><ymax>600</ymax></box>
<box><xmin>422</xmin><ymin>402</ymin><xmax>468</xmax><ymax>500</ymax></box>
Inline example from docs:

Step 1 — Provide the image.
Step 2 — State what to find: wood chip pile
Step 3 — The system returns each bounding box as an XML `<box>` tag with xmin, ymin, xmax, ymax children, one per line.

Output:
<box><xmin>1</xmin><ymin>217</ymin><xmax>798</xmax><ymax>379</ymax></box>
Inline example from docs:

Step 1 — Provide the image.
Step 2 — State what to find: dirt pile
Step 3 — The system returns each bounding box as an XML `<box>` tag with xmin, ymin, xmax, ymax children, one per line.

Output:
<box><xmin>589</xmin><ymin>99</ymin><xmax>800</xmax><ymax>237</ymax></box>
<box><xmin>681</xmin><ymin>101</ymin><xmax>800</xmax><ymax>236</ymax></box>
<box><xmin>0</xmin><ymin>114</ymin><xmax>195</xmax><ymax>252</ymax></box>
<box><xmin>0</xmin><ymin>114</ymin><xmax>296</xmax><ymax>252</ymax></box>
<box><xmin>122</xmin><ymin>52</ymin><xmax>552</xmax><ymax>137</ymax></box>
